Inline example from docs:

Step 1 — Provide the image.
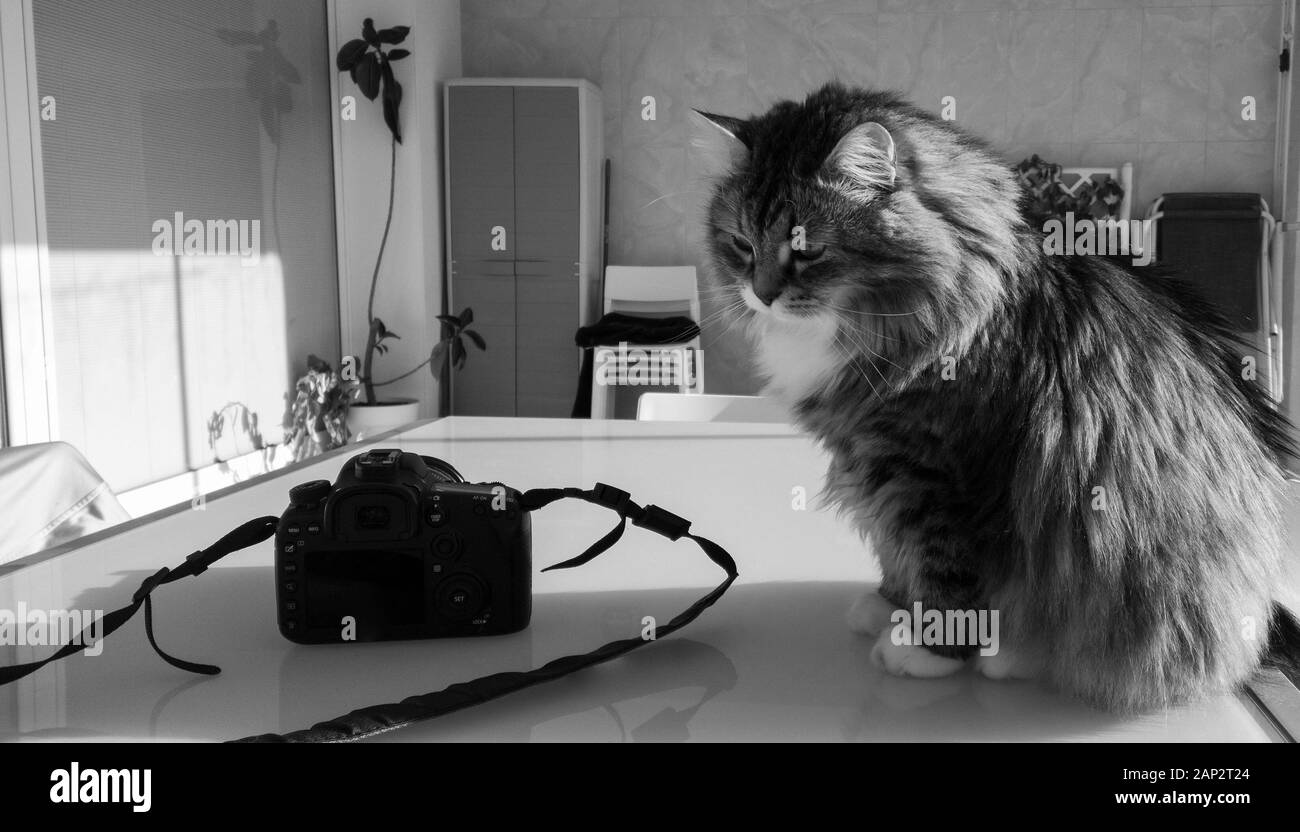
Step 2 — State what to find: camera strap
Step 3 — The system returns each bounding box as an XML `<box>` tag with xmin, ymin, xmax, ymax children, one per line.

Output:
<box><xmin>0</xmin><ymin>516</ymin><xmax>281</xmax><ymax>686</ymax></box>
<box><xmin>0</xmin><ymin>483</ymin><xmax>739</xmax><ymax>743</ymax></box>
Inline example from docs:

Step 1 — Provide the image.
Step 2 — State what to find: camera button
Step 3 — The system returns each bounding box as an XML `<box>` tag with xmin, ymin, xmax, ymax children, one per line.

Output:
<box><xmin>432</xmin><ymin>533</ymin><xmax>460</xmax><ymax>559</ymax></box>
<box><xmin>282</xmin><ymin>562</ymin><xmax>298</xmax><ymax>575</ymax></box>
<box><xmin>284</xmin><ymin>620</ymin><xmax>299</xmax><ymax>633</ymax></box>
<box><xmin>306</xmin><ymin>523</ymin><xmax>321</xmax><ymax>534</ymax></box>
<box><xmin>286</xmin><ymin>524</ymin><xmax>301</xmax><ymax>536</ymax></box>
<box><xmin>282</xmin><ymin>543</ymin><xmax>295</xmax><ymax>554</ymax></box>
<box><xmin>283</xmin><ymin>581</ymin><xmax>298</xmax><ymax>593</ymax></box>
<box><xmin>284</xmin><ymin>600</ymin><xmax>299</xmax><ymax>613</ymax></box>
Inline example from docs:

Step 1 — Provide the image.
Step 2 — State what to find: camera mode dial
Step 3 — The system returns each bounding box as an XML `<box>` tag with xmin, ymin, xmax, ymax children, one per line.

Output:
<box><xmin>289</xmin><ymin>479</ymin><xmax>332</xmax><ymax>508</ymax></box>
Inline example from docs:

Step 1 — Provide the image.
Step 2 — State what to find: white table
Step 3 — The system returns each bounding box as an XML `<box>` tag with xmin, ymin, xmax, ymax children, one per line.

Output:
<box><xmin>0</xmin><ymin>417</ymin><xmax>1285</xmax><ymax>741</ymax></box>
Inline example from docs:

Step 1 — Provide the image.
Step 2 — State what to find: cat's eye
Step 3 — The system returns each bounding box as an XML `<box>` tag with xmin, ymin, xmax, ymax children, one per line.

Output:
<box><xmin>730</xmin><ymin>234</ymin><xmax>754</xmax><ymax>256</ymax></box>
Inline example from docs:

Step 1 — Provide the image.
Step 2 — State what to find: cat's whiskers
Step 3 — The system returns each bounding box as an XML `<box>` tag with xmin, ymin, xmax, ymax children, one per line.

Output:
<box><xmin>702</xmin><ymin>300</ymin><xmax>753</xmax><ymax>349</ymax></box>
<box><xmin>638</xmin><ymin>188</ymin><xmax>707</xmax><ymax>210</ymax></box>
<box><xmin>822</xmin><ymin>301</ymin><xmax>922</xmax><ymax>319</ymax></box>
<box><xmin>836</xmin><ymin>314</ymin><xmax>904</xmax><ymax>372</ymax></box>
<box><xmin>832</xmin><ymin>332</ymin><xmax>882</xmax><ymax>401</ymax></box>
<box><xmin>836</xmin><ymin>326</ymin><xmax>892</xmax><ymax>392</ymax></box>
<box><xmin>831</xmin><ymin>313</ymin><xmax>902</xmax><ymax>344</ymax></box>
<box><xmin>696</xmin><ymin>297</ymin><xmax>746</xmax><ymax>330</ymax></box>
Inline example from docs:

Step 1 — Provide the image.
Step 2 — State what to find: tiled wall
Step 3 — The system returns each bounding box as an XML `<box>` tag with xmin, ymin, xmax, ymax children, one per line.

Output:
<box><xmin>461</xmin><ymin>0</ymin><xmax>1285</xmax><ymax>395</ymax></box>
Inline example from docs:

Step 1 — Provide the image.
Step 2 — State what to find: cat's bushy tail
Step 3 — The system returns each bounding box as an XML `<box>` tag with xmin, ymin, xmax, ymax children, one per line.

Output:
<box><xmin>1265</xmin><ymin>604</ymin><xmax>1300</xmax><ymax>681</ymax></box>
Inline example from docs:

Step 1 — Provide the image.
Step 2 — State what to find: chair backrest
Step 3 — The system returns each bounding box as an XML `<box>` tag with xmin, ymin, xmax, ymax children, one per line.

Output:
<box><xmin>636</xmin><ymin>393</ymin><xmax>786</xmax><ymax>424</ymax></box>
<box><xmin>603</xmin><ymin>265</ymin><xmax>700</xmax><ymax>322</ymax></box>
<box><xmin>1060</xmin><ymin>162</ymin><xmax>1134</xmax><ymax>221</ymax></box>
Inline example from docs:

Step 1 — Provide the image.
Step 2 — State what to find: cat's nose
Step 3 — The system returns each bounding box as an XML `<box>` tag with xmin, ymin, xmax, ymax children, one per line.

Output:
<box><xmin>752</xmin><ymin>274</ymin><xmax>782</xmax><ymax>305</ymax></box>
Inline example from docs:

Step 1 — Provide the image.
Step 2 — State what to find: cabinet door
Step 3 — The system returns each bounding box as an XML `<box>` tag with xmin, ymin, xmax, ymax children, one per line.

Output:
<box><xmin>516</xmin><ymin>269</ymin><xmax>581</xmax><ymax>417</ymax></box>
<box><xmin>447</xmin><ymin>85</ymin><xmax>514</xmax><ymax>262</ymax></box>
<box><xmin>513</xmin><ymin>86</ymin><xmax>582</xmax><ymax>417</ymax></box>
<box><xmin>450</xmin><ymin>265</ymin><xmax>515</xmax><ymax>416</ymax></box>
<box><xmin>512</xmin><ymin>86</ymin><xmax>579</xmax><ymax>261</ymax></box>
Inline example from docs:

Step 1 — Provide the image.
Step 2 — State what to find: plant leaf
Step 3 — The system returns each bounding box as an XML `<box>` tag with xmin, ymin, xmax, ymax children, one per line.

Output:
<box><xmin>336</xmin><ymin>38</ymin><xmax>368</xmax><ymax>71</ymax></box>
<box><xmin>465</xmin><ymin>329</ymin><xmax>486</xmax><ymax>351</ymax></box>
<box><xmin>377</xmin><ymin>25</ymin><xmax>410</xmax><ymax>45</ymax></box>
<box><xmin>355</xmin><ymin>52</ymin><xmax>381</xmax><ymax>100</ymax></box>
<box><xmin>387</xmin><ymin>48</ymin><xmax>411</xmax><ymax>61</ymax></box>
<box><xmin>383</xmin><ymin>94</ymin><xmax>402</xmax><ymax>143</ymax></box>
<box><xmin>429</xmin><ymin>341</ymin><xmax>449</xmax><ymax>380</ymax></box>
<box><xmin>452</xmin><ymin>338</ymin><xmax>467</xmax><ymax>369</ymax></box>
<box><xmin>381</xmin><ymin>62</ymin><xmax>403</xmax><ymax>142</ymax></box>
<box><xmin>373</xmin><ymin>319</ymin><xmax>400</xmax><ymax>341</ymax></box>
<box><xmin>362</xmin><ymin>17</ymin><xmax>379</xmax><ymax>46</ymax></box>
<box><xmin>458</xmin><ymin>307</ymin><xmax>473</xmax><ymax>327</ymax></box>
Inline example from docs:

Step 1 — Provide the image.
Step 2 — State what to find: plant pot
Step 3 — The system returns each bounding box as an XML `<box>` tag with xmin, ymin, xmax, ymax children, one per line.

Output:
<box><xmin>346</xmin><ymin>398</ymin><xmax>420</xmax><ymax>442</ymax></box>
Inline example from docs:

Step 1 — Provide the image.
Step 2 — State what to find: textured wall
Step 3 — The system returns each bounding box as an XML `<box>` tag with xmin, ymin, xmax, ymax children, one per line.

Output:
<box><xmin>462</xmin><ymin>0</ymin><xmax>1284</xmax><ymax>395</ymax></box>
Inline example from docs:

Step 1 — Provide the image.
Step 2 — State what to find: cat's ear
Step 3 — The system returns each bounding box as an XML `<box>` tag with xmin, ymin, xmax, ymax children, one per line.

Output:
<box><xmin>691</xmin><ymin>109</ymin><xmax>748</xmax><ymax>176</ymax></box>
<box><xmin>823</xmin><ymin>121</ymin><xmax>897</xmax><ymax>196</ymax></box>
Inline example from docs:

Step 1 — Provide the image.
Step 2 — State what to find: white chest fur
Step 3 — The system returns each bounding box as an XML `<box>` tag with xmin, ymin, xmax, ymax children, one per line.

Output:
<box><xmin>752</xmin><ymin>314</ymin><xmax>841</xmax><ymax>404</ymax></box>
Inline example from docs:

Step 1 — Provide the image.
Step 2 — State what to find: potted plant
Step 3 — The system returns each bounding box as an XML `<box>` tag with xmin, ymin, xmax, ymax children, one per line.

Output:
<box><xmin>334</xmin><ymin>18</ymin><xmax>485</xmax><ymax>439</ymax></box>
<box><xmin>281</xmin><ymin>355</ymin><xmax>355</xmax><ymax>462</ymax></box>
<box><xmin>1013</xmin><ymin>154</ymin><xmax>1125</xmax><ymax>225</ymax></box>
<box><xmin>281</xmin><ymin>311</ymin><xmax>486</xmax><ymax>459</ymax></box>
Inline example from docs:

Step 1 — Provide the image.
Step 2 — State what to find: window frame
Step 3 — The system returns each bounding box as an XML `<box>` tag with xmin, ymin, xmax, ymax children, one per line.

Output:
<box><xmin>0</xmin><ymin>0</ymin><xmax>58</xmax><ymax>448</ymax></box>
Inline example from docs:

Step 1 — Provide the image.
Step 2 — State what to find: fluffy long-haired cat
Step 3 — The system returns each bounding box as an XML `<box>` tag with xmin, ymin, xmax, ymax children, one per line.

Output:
<box><xmin>695</xmin><ymin>82</ymin><xmax>1299</xmax><ymax>712</ymax></box>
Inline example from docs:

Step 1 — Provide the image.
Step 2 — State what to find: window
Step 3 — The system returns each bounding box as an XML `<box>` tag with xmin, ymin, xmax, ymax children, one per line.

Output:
<box><xmin>3</xmin><ymin>0</ymin><xmax>340</xmax><ymax>495</ymax></box>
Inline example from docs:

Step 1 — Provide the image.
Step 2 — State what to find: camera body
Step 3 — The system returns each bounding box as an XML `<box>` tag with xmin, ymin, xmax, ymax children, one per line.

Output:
<box><xmin>275</xmin><ymin>449</ymin><xmax>531</xmax><ymax>644</ymax></box>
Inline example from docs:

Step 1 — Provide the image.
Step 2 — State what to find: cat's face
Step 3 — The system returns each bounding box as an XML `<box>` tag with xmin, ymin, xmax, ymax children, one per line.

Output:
<box><xmin>697</xmin><ymin>84</ymin><xmax>1025</xmax><ymax>384</ymax></box>
<box><xmin>699</xmin><ymin>108</ymin><xmax>908</xmax><ymax>327</ymax></box>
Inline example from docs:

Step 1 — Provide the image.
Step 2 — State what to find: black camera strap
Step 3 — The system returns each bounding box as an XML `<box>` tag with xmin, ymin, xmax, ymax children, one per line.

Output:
<box><xmin>0</xmin><ymin>484</ymin><xmax>738</xmax><ymax>743</ymax></box>
<box><xmin>0</xmin><ymin>516</ymin><xmax>281</xmax><ymax>686</ymax></box>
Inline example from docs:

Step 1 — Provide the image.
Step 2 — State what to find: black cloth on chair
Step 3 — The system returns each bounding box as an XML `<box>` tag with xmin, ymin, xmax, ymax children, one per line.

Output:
<box><xmin>571</xmin><ymin>313</ymin><xmax>701</xmax><ymax>418</ymax></box>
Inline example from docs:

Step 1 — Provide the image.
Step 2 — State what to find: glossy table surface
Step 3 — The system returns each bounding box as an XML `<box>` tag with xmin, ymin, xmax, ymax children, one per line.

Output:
<box><xmin>0</xmin><ymin>417</ymin><xmax>1286</xmax><ymax>742</ymax></box>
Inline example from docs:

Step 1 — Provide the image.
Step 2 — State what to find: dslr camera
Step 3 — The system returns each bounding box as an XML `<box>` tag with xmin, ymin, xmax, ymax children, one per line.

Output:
<box><xmin>275</xmin><ymin>449</ymin><xmax>531</xmax><ymax>644</ymax></box>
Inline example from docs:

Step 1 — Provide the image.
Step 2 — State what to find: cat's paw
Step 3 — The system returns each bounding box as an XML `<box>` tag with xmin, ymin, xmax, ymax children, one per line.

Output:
<box><xmin>870</xmin><ymin>631</ymin><xmax>966</xmax><ymax>678</ymax></box>
<box><xmin>974</xmin><ymin>646</ymin><xmax>1044</xmax><ymax>681</ymax></box>
<box><xmin>846</xmin><ymin>589</ymin><xmax>898</xmax><ymax>636</ymax></box>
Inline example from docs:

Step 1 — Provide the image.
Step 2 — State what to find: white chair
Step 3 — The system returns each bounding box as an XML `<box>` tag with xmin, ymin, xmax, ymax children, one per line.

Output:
<box><xmin>636</xmin><ymin>393</ymin><xmax>787</xmax><ymax>424</ymax></box>
<box><xmin>591</xmin><ymin>265</ymin><xmax>705</xmax><ymax>419</ymax></box>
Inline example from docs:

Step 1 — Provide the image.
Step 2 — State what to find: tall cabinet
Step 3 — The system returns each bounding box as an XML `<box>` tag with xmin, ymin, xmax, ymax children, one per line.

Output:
<box><xmin>444</xmin><ymin>79</ymin><xmax>603</xmax><ymax>417</ymax></box>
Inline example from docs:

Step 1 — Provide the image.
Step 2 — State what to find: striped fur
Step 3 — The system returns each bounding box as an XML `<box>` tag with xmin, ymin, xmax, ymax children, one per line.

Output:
<box><xmin>698</xmin><ymin>82</ymin><xmax>1296</xmax><ymax>712</ymax></box>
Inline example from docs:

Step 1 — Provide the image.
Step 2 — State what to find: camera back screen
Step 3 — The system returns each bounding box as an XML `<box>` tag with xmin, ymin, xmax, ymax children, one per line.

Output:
<box><xmin>304</xmin><ymin>550</ymin><xmax>424</xmax><ymax>635</ymax></box>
